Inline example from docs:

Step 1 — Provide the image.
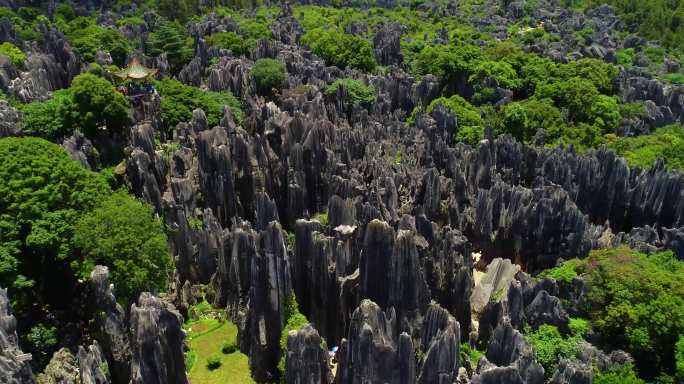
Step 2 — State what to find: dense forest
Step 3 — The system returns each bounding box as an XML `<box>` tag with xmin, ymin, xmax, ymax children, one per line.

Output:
<box><xmin>1</xmin><ymin>0</ymin><xmax>684</xmax><ymax>383</ymax></box>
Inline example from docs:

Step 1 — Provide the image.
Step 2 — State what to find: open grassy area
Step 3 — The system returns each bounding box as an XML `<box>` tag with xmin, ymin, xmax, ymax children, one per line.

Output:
<box><xmin>185</xmin><ymin>316</ymin><xmax>254</xmax><ymax>384</ymax></box>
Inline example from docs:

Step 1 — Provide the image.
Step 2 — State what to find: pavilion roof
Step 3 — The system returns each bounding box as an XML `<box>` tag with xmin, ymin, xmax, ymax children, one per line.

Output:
<box><xmin>113</xmin><ymin>58</ymin><xmax>158</xmax><ymax>80</ymax></box>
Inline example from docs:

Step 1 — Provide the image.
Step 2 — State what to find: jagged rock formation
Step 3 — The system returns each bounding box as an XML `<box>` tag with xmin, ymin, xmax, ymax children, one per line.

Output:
<box><xmin>0</xmin><ymin>100</ymin><xmax>21</xmax><ymax>137</ymax></box>
<box><xmin>239</xmin><ymin>221</ymin><xmax>292</xmax><ymax>382</ymax></box>
<box><xmin>336</xmin><ymin>300</ymin><xmax>415</xmax><ymax>384</ymax></box>
<box><xmin>418</xmin><ymin>303</ymin><xmax>460</xmax><ymax>384</ymax></box>
<box><xmin>473</xmin><ymin>320</ymin><xmax>544</xmax><ymax>384</ymax></box>
<box><xmin>89</xmin><ymin>266</ymin><xmax>131</xmax><ymax>384</ymax></box>
<box><xmin>37</xmin><ymin>344</ymin><xmax>110</xmax><ymax>384</ymax></box>
<box><xmin>0</xmin><ymin>288</ymin><xmax>34</xmax><ymax>384</ymax></box>
<box><xmin>128</xmin><ymin>293</ymin><xmax>188</xmax><ymax>384</ymax></box>
<box><xmin>284</xmin><ymin>324</ymin><xmax>332</xmax><ymax>384</ymax></box>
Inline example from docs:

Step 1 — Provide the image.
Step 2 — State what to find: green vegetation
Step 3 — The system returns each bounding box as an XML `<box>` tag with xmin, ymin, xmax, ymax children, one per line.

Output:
<box><xmin>18</xmin><ymin>73</ymin><xmax>131</xmax><ymax>141</ymax></box>
<box><xmin>0</xmin><ymin>137</ymin><xmax>167</xmax><ymax>369</ymax></box>
<box><xmin>149</xmin><ymin>21</ymin><xmax>193</xmax><ymax>72</ymax></box>
<box><xmin>326</xmin><ymin>78</ymin><xmax>376</xmax><ymax>105</ymax></box>
<box><xmin>545</xmin><ymin>247</ymin><xmax>684</xmax><ymax>380</ymax></box>
<box><xmin>207</xmin><ymin>32</ymin><xmax>251</xmax><ymax>56</ymax></box>
<box><xmin>608</xmin><ymin>126</ymin><xmax>684</xmax><ymax>171</ymax></box>
<box><xmin>0</xmin><ymin>42</ymin><xmax>27</xmax><ymax>67</ymax></box>
<box><xmin>207</xmin><ymin>355</ymin><xmax>222</xmax><ymax>370</ymax></box>
<box><xmin>526</xmin><ymin>324</ymin><xmax>582</xmax><ymax>377</ymax></box>
<box><xmin>57</xmin><ymin>15</ymin><xmax>132</xmax><ymax>66</ymax></box>
<box><xmin>252</xmin><ymin>58</ymin><xmax>287</xmax><ymax>96</ymax></box>
<box><xmin>460</xmin><ymin>343</ymin><xmax>484</xmax><ymax>367</ymax></box>
<box><xmin>426</xmin><ymin>95</ymin><xmax>484</xmax><ymax>145</ymax></box>
<box><xmin>312</xmin><ymin>211</ymin><xmax>329</xmax><ymax>226</ymax></box>
<box><xmin>594</xmin><ymin>365</ymin><xmax>645</xmax><ymax>384</ymax></box>
<box><xmin>155</xmin><ymin>78</ymin><xmax>242</xmax><ymax>132</ymax></box>
<box><xmin>538</xmin><ymin>258</ymin><xmax>581</xmax><ymax>283</ymax></box>
<box><xmin>185</xmin><ymin>315</ymin><xmax>253</xmax><ymax>384</ymax></box>
<box><xmin>73</xmin><ymin>191</ymin><xmax>170</xmax><ymax>301</ymax></box>
<box><xmin>278</xmin><ymin>294</ymin><xmax>309</xmax><ymax>380</ymax></box>
<box><xmin>301</xmin><ymin>28</ymin><xmax>376</xmax><ymax>71</ymax></box>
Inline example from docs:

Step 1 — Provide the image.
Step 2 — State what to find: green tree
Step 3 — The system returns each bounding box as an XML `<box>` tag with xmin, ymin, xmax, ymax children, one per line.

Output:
<box><xmin>325</xmin><ymin>78</ymin><xmax>376</xmax><ymax>105</ymax></box>
<box><xmin>414</xmin><ymin>44</ymin><xmax>482</xmax><ymax>89</ymax></box>
<box><xmin>676</xmin><ymin>336</ymin><xmax>684</xmax><ymax>383</ymax></box>
<box><xmin>69</xmin><ymin>73</ymin><xmax>131</xmax><ymax>137</ymax></box>
<box><xmin>427</xmin><ymin>95</ymin><xmax>484</xmax><ymax>145</ymax></box>
<box><xmin>301</xmin><ymin>28</ymin><xmax>376</xmax><ymax>72</ymax></box>
<box><xmin>0</xmin><ymin>42</ymin><xmax>27</xmax><ymax>67</ymax></box>
<box><xmin>607</xmin><ymin>125</ymin><xmax>684</xmax><ymax>171</ymax></box>
<box><xmin>526</xmin><ymin>324</ymin><xmax>581</xmax><ymax>377</ymax></box>
<box><xmin>206</xmin><ymin>31</ymin><xmax>250</xmax><ymax>56</ymax></box>
<box><xmin>18</xmin><ymin>89</ymin><xmax>76</xmax><ymax>140</ymax></box>
<box><xmin>73</xmin><ymin>191</ymin><xmax>171</xmax><ymax>301</ymax></box>
<box><xmin>154</xmin><ymin>78</ymin><xmax>242</xmax><ymax>132</ymax></box>
<box><xmin>0</xmin><ymin>138</ymin><xmax>108</xmax><ymax>305</ymax></box>
<box><xmin>535</xmin><ymin>77</ymin><xmax>599</xmax><ymax>123</ymax></box>
<box><xmin>149</xmin><ymin>21</ymin><xmax>193</xmax><ymax>72</ymax></box>
<box><xmin>501</xmin><ymin>99</ymin><xmax>565</xmax><ymax>143</ymax></box>
<box><xmin>545</xmin><ymin>247</ymin><xmax>684</xmax><ymax>379</ymax></box>
<box><xmin>590</xmin><ymin>95</ymin><xmax>621</xmax><ymax>133</ymax></box>
<box><xmin>252</xmin><ymin>58</ymin><xmax>287</xmax><ymax>96</ymax></box>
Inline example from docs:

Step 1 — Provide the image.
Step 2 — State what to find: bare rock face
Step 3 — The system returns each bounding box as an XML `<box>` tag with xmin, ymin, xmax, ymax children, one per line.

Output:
<box><xmin>525</xmin><ymin>290</ymin><xmax>569</xmax><ymax>333</ymax></box>
<box><xmin>63</xmin><ymin>131</ymin><xmax>99</xmax><ymax>170</ymax></box>
<box><xmin>423</xmin><ymin>227</ymin><xmax>473</xmax><ymax>339</ymax></box>
<box><xmin>0</xmin><ymin>100</ymin><xmax>21</xmax><ymax>137</ymax></box>
<box><xmin>473</xmin><ymin>320</ymin><xmax>544</xmax><ymax>384</ymax></box>
<box><xmin>418</xmin><ymin>303</ymin><xmax>460</xmax><ymax>384</ymax></box>
<box><xmin>336</xmin><ymin>300</ymin><xmax>415</xmax><ymax>384</ymax></box>
<box><xmin>77</xmin><ymin>342</ymin><xmax>111</xmax><ymax>384</ymax></box>
<box><xmin>360</xmin><ymin>220</ymin><xmax>396</xmax><ymax>309</ymax></box>
<box><xmin>373</xmin><ymin>22</ymin><xmax>404</xmax><ymax>66</ymax></box>
<box><xmin>470</xmin><ymin>258</ymin><xmax>520</xmax><ymax>316</ymax></box>
<box><xmin>0</xmin><ymin>287</ymin><xmax>34</xmax><ymax>384</ymax></box>
<box><xmin>128</xmin><ymin>293</ymin><xmax>188</xmax><ymax>384</ymax></box>
<box><xmin>284</xmin><ymin>324</ymin><xmax>332</xmax><ymax>384</ymax></box>
<box><xmin>89</xmin><ymin>266</ymin><xmax>131</xmax><ymax>384</ymax></box>
<box><xmin>239</xmin><ymin>221</ymin><xmax>292</xmax><ymax>382</ymax></box>
<box><xmin>549</xmin><ymin>359</ymin><xmax>592</xmax><ymax>384</ymax></box>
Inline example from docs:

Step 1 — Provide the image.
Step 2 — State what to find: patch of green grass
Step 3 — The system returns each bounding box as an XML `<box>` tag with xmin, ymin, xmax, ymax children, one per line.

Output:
<box><xmin>312</xmin><ymin>211</ymin><xmax>329</xmax><ymax>226</ymax></box>
<box><xmin>185</xmin><ymin>318</ymin><xmax>254</xmax><ymax>384</ymax></box>
<box><xmin>538</xmin><ymin>258</ymin><xmax>582</xmax><ymax>283</ymax></box>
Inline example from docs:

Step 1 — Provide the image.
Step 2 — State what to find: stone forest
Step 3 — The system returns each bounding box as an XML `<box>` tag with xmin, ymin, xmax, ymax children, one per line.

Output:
<box><xmin>2</xmin><ymin>0</ymin><xmax>684</xmax><ymax>383</ymax></box>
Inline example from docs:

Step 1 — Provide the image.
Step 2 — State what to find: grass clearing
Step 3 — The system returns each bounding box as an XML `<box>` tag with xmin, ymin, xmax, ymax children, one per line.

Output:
<box><xmin>185</xmin><ymin>317</ymin><xmax>254</xmax><ymax>384</ymax></box>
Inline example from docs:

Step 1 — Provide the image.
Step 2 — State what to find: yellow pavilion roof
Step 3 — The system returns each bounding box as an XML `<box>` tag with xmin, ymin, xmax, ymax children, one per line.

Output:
<box><xmin>113</xmin><ymin>58</ymin><xmax>158</xmax><ymax>80</ymax></box>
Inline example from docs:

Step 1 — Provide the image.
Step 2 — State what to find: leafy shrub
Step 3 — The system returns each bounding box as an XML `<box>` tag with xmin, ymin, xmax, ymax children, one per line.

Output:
<box><xmin>73</xmin><ymin>191</ymin><xmax>170</xmax><ymax>301</ymax></box>
<box><xmin>155</xmin><ymin>78</ymin><xmax>242</xmax><ymax>132</ymax></box>
<box><xmin>568</xmin><ymin>317</ymin><xmax>591</xmax><ymax>337</ymax></box>
<box><xmin>149</xmin><ymin>21</ymin><xmax>193</xmax><ymax>71</ymax></box>
<box><xmin>619</xmin><ymin>102</ymin><xmax>647</xmax><ymax>120</ymax></box>
<box><xmin>207</xmin><ymin>31</ymin><xmax>250</xmax><ymax>56</ymax></box>
<box><xmin>561</xmin><ymin>247</ymin><xmax>684</xmax><ymax>379</ymax></box>
<box><xmin>69</xmin><ymin>73</ymin><xmax>131</xmax><ymax>137</ymax></box>
<box><xmin>278</xmin><ymin>294</ymin><xmax>309</xmax><ymax>379</ymax></box>
<box><xmin>460</xmin><ymin>343</ymin><xmax>484</xmax><ymax>367</ymax></box>
<box><xmin>594</xmin><ymin>365</ymin><xmax>645</xmax><ymax>384</ymax></box>
<box><xmin>526</xmin><ymin>324</ymin><xmax>581</xmax><ymax>376</ymax></box>
<box><xmin>222</xmin><ymin>339</ymin><xmax>238</xmax><ymax>354</ymax></box>
<box><xmin>252</xmin><ymin>58</ymin><xmax>287</xmax><ymax>95</ymax></box>
<box><xmin>301</xmin><ymin>28</ymin><xmax>376</xmax><ymax>71</ymax></box>
<box><xmin>312</xmin><ymin>211</ymin><xmax>329</xmax><ymax>226</ymax></box>
<box><xmin>501</xmin><ymin>99</ymin><xmax>565</xmax><ymax>143</ymax></box>
<box><xmin>661</xmin><ymin>73</ymin><xmax>684</xmax><ymax>85</ymax></box>
<box><xmin>608</xmin><ymin>125</ymin><xmax>684</xmax><ymax>171</ymax></box>
<box><xmin>535</xmin><ymin>77</ymin><xmax>599</xmax><ymax>122</ymax></box>
<box><xmin>538</xmin><ymin>258</ymin><xmax>582</xmax><ymax>283</ymax></box>
<box><xmin>616</xmin><ymin>48</ymin><xmax>636</xmax><ymax>66</ymax></box>
<box><xmin>427</xmin><ymin>95</ymin><xmax>484</xmax><ymax>145</ymax></box>
<box><xmin>24</xmin><ymin>323</ymin><xmax>59</xmax><ymax>368</ymax></box>
<box><xmin>675</xmin><ymin>336</ymin><xmax>684</xmax><ymax>383</ymax></box>
<box><xmin>0</xmin><ymin>42</ymin><xmax>27</xmax><ymax>66</ymax></box>
<box><xmin>206</xmin><ymin>355</ymin><xmax>222</xmax><ymax>370</ymax></box>
<box><xmin>18</xmin><ymin>89</ymin><xmax>75</xmax><ymax>140</ymax></box>
<box><xmin>414</xmin><ymin>44</ymin><xmax>482</xmax><ymax>87</ymax></box>
<box><xmin>325</xmin><ymin>78</ymin><xmax>376</xmax><ymax>105</ymax></box>
<box><xmin>590</xmin><ymin>95</ymin><xmax>621</xmax><ymax>133</ymax></box>
<box><xmin>58</xmin><ymin>16</ymin><xmax>132</xmax><ymax>66</ymax></box>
